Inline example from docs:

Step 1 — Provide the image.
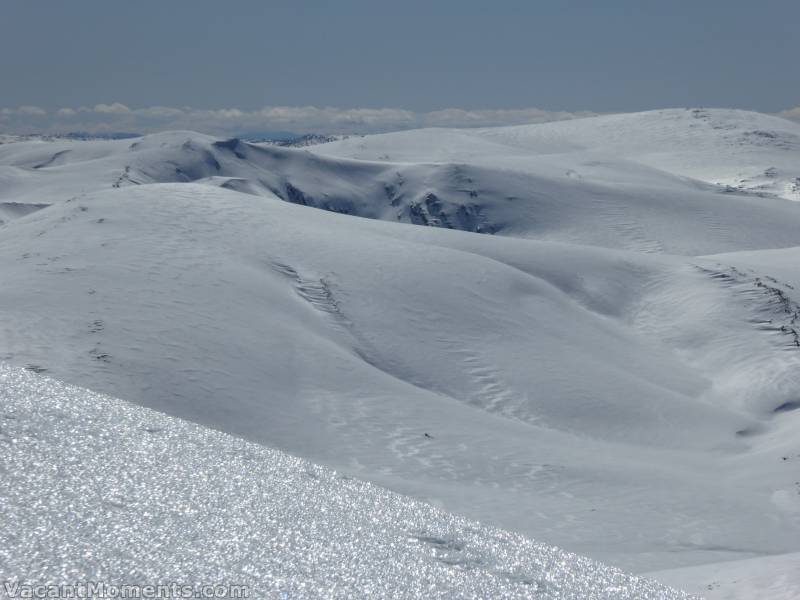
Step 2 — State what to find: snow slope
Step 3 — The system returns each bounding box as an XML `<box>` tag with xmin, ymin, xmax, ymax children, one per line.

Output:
<box><xmin>0</xmin><ymin>364</ymin><xmax>693</xmax><ymax>599</ymax></box>
<box><xmin>1</xmin><ymin>110</ymin><xmax>799</xmax><ymax>586</ymax></box>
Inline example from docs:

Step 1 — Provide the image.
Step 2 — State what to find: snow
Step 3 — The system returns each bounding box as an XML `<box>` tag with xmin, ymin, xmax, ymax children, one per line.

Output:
<box><xmin>315</xmin><ymin>108</ymin><xmax>800</xmax><ymax>201</ymax></box>
<box><xmin>646</xmin><ymin>553</ymin><xmax>800</xmax><ymax>600</ymax></box>
<box><xmin>1</xmin><ymin>181</ymin><xmax>799</xmax><ymax>575</ymax></box>
<box><xmin>0</xmin><ymin>364</ymin><xmax>693</xmax><ymax>599</ymax></box>
<box><xmin>1</xmin><ymin>109</ymin><xmax>800</xmax><ymax>593</ymax></box>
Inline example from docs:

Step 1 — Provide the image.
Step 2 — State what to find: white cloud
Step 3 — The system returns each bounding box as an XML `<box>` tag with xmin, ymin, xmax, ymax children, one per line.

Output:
<box><xmin>423</xmin><ymin>107</ymin><xmax>596</xmax><ymax>127</ymax></box>
<box><xmin>0</xmin><ymin>103</ymin><xmax>597</xmax><ymax>135</ymax></box>
<box><xmin>135</xmin><ymin>106</ymin><xmax>185</xmax><ymax>119</ymax></box>
<box><xmin>778</xmin><ymin>107</ymin><xmax>800</xmax><ymax>122</ymax></box>
<box><xmin>93</xmin><ymin>102</ymin><xmax>131</xmax><ymax>114</ymax></box>
<box><xmin>2</xmin><ymin>105</ymin><xmax>47</xmax><ymax>117</ymax></box>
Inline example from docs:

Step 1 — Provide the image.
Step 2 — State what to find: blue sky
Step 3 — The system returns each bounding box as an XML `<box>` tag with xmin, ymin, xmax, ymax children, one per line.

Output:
<box><xmin>2</xmin><ymin>0</ymin><xmax>799</xmax><ymax>134</ymax></box>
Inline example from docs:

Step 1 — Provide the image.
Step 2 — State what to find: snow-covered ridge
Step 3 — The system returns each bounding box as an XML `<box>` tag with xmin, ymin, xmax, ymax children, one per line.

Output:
<box><xmin>0</xmin><ymin>364</ymin><xmax>693</xmax><ymax>599</ymax></box>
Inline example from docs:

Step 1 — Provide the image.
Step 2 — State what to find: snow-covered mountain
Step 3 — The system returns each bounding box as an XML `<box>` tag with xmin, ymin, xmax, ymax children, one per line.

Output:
<box><xmin>0</xmin><ymin>364</ymin><xmax>693</xmax><ymax>599</ymax></box>
<box><xmin>1</xmin><ymin>109</ymin><xmax>799</xmax><ymax>593</ymax></box>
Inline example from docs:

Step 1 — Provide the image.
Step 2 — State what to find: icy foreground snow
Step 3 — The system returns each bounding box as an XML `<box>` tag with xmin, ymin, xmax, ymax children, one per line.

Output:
<box><xmin>0</xmin><ymin>365</ymin><xmax>691</xmax><ymax>599</ymax></box>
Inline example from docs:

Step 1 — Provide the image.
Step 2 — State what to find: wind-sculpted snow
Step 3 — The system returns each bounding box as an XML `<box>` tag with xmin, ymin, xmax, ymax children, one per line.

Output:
<box><xmin>0</xmin><ymin>365</ymin><xmax>694</xmax><ymax>599</ymax></box>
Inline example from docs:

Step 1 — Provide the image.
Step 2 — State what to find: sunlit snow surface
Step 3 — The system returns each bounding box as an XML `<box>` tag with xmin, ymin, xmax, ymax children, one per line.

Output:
<box><xmin>0</xmin><ymin>365</ymin><xmax>692</xmax><ymax>599</ymax></box>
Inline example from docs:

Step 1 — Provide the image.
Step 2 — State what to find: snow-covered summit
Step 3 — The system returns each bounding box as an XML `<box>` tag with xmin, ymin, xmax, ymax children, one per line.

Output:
<box><xmin>0</xmin><ymin>364</ymin><xmax>693</xmax><ymax>599</ymax></box>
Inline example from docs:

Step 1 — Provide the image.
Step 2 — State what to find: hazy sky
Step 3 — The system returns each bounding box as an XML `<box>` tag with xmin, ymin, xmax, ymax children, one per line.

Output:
<box><xmin>2</xmin><ymin>0</ymin><xmax>799</xmax><ymax>134</ymax></box>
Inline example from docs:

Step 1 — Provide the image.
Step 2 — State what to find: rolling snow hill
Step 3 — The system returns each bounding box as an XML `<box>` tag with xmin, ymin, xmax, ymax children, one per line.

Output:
<box><xmin>0</xmin><ymin>364</ymin><xmax>694</xmax><ymax>599</ymax></box>
<box><xmin>315</xmin><ymin>108</ymin><xmax>800</xmax><ymax>201</ymax></box>
<box><xmin>0</xmin><ymin>109</ymin><xmax>799</xmax><ymax>588</ymax></box>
